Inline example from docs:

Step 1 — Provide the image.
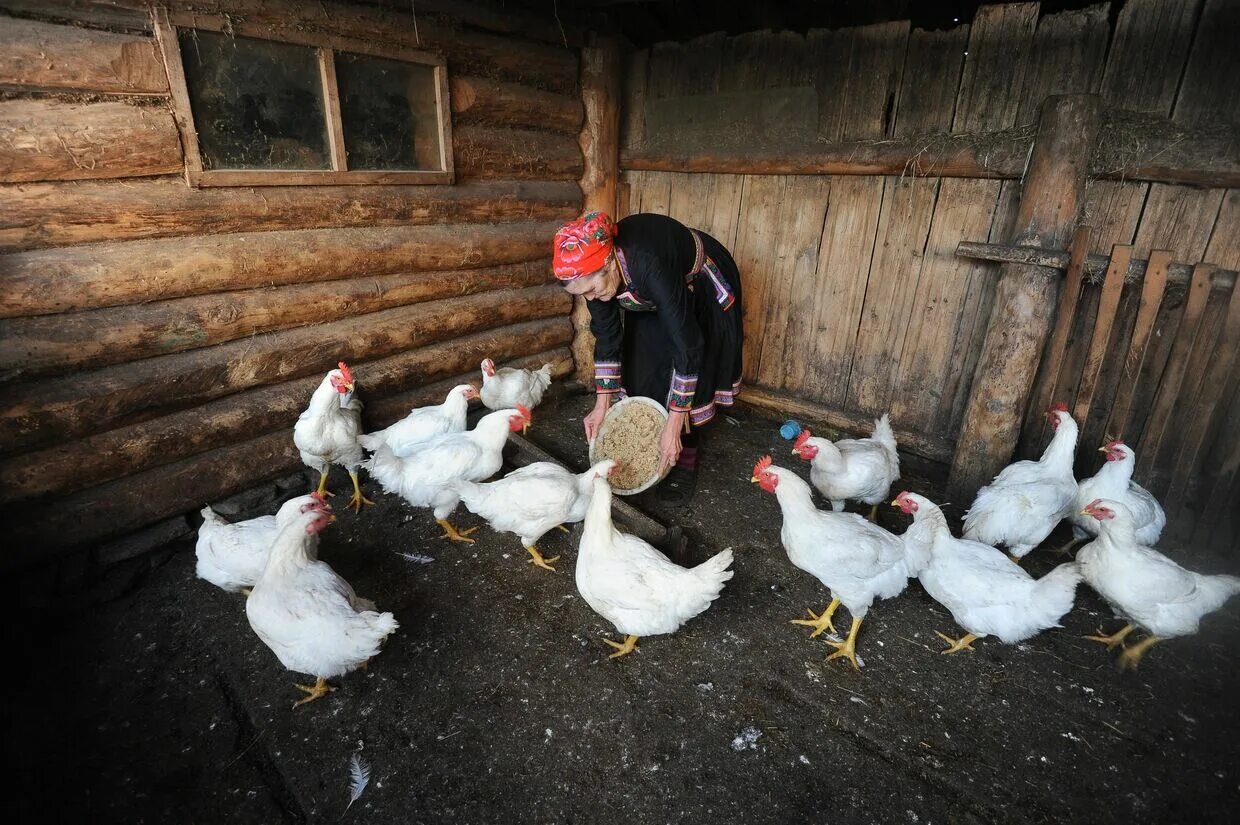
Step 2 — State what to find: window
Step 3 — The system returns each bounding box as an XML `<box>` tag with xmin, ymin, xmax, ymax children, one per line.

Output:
<box><xmin>154</xmin><ymin>11</ymin><xmax>452</xmax><ymax>186</ymax></box>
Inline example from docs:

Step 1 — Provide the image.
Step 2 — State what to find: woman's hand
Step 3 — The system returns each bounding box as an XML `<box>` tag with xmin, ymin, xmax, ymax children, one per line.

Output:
<box><xmin>659</xmin><ymin>411</ymin><xmax>686</xmax><ymax>474</ymax></box>
<box><xmin>583</xmin><ymin>393</ymin><xmax>612</xmax><ymax>442</ymax></box>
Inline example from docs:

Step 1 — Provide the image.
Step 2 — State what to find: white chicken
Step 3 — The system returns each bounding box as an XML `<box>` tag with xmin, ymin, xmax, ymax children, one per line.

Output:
<box><xmin>363</xmin><ymin>405</ymin><xmax>531</xmax><ymax>543</ymax></box>
<box><xmin>456</xmin><ymin>459</ymin><xmax>617</xmax><ymax>572</ymax></box>
<box><xmin>962</xmin><ymin>402</ymin><xmax>1079</xmax><ymax>562</ymax></box>
<box><xmin>245</xmin><ymin>500</ymin><xmax>398</xmax><ymax>708</ymax></box>
<box><xmin>576</xmin><ymin>470</ymin><xmax>734</xmax><ymax>659</ymax></box>
<box><xmin>293</xmin><ymin>362</ymin><xmax>372</xmax><ymax>512</ymax></box>
<box><xmin>1077</xmin><ymin>498</ymin><xmax>1240</xmax><ymax>671</ymax></box>
<box><xmin>791</xmin><ymin>415</ymin><xmax>899</xmax><ymax>521</ymax></box>
<box><xmin>752</xmin><ymin>456</ymin><xmax>915</xmax><ymax>670</ymax></box>
<box><xmin>479</xmin><ymin>358</ymin><xmax>553</xmax><ymax>411</ymax></box>
<box><xmin>357</xmin><ymin>383</ymin><xmax>477</xmax><ymax>456</ymax></box>
<box><xmin>893</xmin><ymin>491</ymin><xmax>1083</xmax><ymax>654</ymax></box>
<box><xmin>1067</xmin><ymin>440</ymin><xmax>1165</xmax><ymax>549</ymax></box>
<box><xmin>196</xmin><ymin>492</ymin><xmax>325</xmax><ymax>593</ymax></box>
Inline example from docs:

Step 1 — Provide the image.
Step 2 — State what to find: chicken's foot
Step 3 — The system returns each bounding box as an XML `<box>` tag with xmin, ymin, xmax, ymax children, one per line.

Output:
<box><xmin>1085</xmin><ymin>623</ymin><xmax>1134</xmax><ymax>651</ymax></box>
<box><xmin>1007</xmin><ymin>553</ymin><xmax>1023</xmax><ymax>565</ymax></box>
<box><xmin>292</xmin><ymin>677</ymin><xmax>335</xmax><ymax>709</ymax></box>
<box><xmin>436</xmin><ymin>519</ymin><xmax>478</xmax><ymax>544</ymax></box>
<box><xmin>556</xmin><ymin>524</ymin><xmax>572</xmax><ymax>533</ymax></box>
<box><xmin>1117</xmin><ymin>635</ymin><xmax>1160</xmax><ymax>672</ymax></box>
<box><xmin>314</xmin><ymin>471</ymin><xmax>335</xmax><ymax>498</ymax></box>
<box><xmin>240</xmin><ymin>587</ymin><xmax>252</xmax><ymax>598</ymax></box>
<box><xmin>347</xmin><ymin>471</ymin><xmax>375</xmax><ymax>512</ymax></box>
<box><xmin>790</xmin><ymin>597</ymin><xmax>840</xmax><ymax>638</ymax></box>
<box><xmin>604</xmin><ymin>634</ymin><xmax>639</xmax><ymax>659</ymax></box>
<box><xmin>935</xmin><ymin>631</ymin><xmax>979</xmax><ymax>655</ymax></box>
<box><xmin>825</xmin><ymin>616</ymin><xmax>863</xmax><ymax>671</ymax></box>
<box><xmin>525</xmin><ymin>545</ymin><xmax>560</xmax><ymax>572</ymax></box>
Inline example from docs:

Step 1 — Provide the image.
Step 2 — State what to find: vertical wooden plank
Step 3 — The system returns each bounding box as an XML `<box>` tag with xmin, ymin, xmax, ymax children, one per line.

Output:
<box><xmin>151</xmin><ymin>9</ymin><xmax>200</xmax><ymax>179</ymax></box>
<box><xmin>318</xmin><ymin>48</ymin><xmax>348</xmax><ymax>171</ymax></box>
<box><xmin>619</xmin><ymin>49</ymin><xmax>649</xmax><ymax>152</ymax></box>
<box><xmin>1106</xmin><ymin>250</ymin><xmax>1172</xmax><ymax>438</ymax></box>
<box><xmin>1132</xmin><ymin>185</ymin><xmax>1227</xmax><ymax>262</ymax></box>
<box><xmin>1016</xmin><ymin>3</ymin><xmax>1110</xmax><ymax>124</ymax></box>
<box><xmin>1100</xmin><ymin>0</ymin><xmax>1201</xmax><ymax>116</ymax></box>
<box><xmin>1194</xmin><ymin>376</ymin><xmax>1240</xmax><ymax>551</ymax></box>
<box><xmin>952</xmin><ymin>3</ymin><xmax>1039</xmax><ymax>133</ymax></box>
<box><xmin>810</xmin><ymin>27</ymin><xmax>855</xmax><ymax>142</ymax></box>
<box><xmin>1172</xmin><ymin>0</ymin><xmax>1240</xmax><ymax>128</ymax></box>
<box><xmin>1073</xmin><ymin>245</ymin><xmax>1131</xmax><ymax>422</ymax></box>
<box><xmin>1204</xmin><ymin>189</ymin><xmax>1240</xmax><ymax>270</ymax></box>
<box><xmin>892</xmin><ymin>26</ymin><xmax>970</xmax><ymax>136</ymax></box>
<box><xmin>1137</xmin><ymin>264</ymin><xmax>1215</xmax><ymax>477</ymax></box>
<box><xmin>1080</xmin><ymin>180</ymin><xmax>1146</xmax><ymax>254</ymax></box>
<box><xmin>1021</xmin><ymin>227</ymin><xmax>1090</xmax><ymax>446</ymax></box>
<box><xmin>730</xmin><ymin>175</ymin><xmax>783</xmax><ymax>386</ymax></box>
<box><xmin>839</xmin><ymin>21</ymin><xmax>910</xmax><ymax>140</ymax></box>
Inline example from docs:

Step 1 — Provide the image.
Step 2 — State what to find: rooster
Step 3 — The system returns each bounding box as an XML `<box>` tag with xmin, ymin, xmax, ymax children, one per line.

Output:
<box><xmin>363</xmin><ymin>405</ymin><xmax>531</xmax><ymax>543</ymax></box>
<box><xmin>456</xmin><ymin>459</ymin><xmax>617</xmax><ymax>572</ymax></box>
<box><xmin>196</xmin><ymin>492</ymin><xmax>326</xmax><ymax>594</ymax></box>
<box><xmin>479</xmin><ymin>358</ymin><xmax>553</xmax><ymax>411</ymax></box>
<box><xmin>894</xmin><ymin>491</ymin><xmax>1082</xmax><ymax>654</ymax></box>
<box><xmin>753</xmin><ymin>456</ymin><xmax>914</xmax><ymax>670</ymax></box>
<box><xmin>963</xmin><ymin>402</ymin><xmax>1078</xmax><ymax>562</ymax></box>
<box><xmin>293</xmin><ymin>362</ymin><xmax>372</xmax><ymax>512</ymax></box>
<box><xmin>1067</xmin><ymin>440</ymin><xmax>1165</xmax><ymax>551</ymax></box>
<box><xmin>791</xmin><ymin>415</ymin><xmax>899</xmax><ymax>521</ymax></box>
<box><xmin>357</xmin><ymin>383</ymin><xmax>478</xmax><ymax>457</ymax></box>
<box><xmin>1077</xmin><ymin>498</ymin><xmax>1240</xmax><ymax>671</ymax></box>
<box><xmin>245</xmin><ymin>497</ymin><xmax>398</xmax><ymax>708</ymax></box>
<box><xmin>576</xmin><ymin>470</ymin><xmax>734</xmax><ymax>659</ymax></box>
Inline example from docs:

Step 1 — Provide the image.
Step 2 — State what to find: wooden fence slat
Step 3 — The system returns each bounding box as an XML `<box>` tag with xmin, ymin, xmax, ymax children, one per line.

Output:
<box><xmin>1106</xmin><ymin>250</ymin><xmax>1172</xmax><ymax>438</ymax></box>
<box><xmin>1137</xmin><ymin>263</ymin><xmax>1215</xmax><ymax>476</ymax></box>
<box><xmin>1073</xmin><ymin>245</ymin><xmax>1132</xmax><ymax>422</ymax></box>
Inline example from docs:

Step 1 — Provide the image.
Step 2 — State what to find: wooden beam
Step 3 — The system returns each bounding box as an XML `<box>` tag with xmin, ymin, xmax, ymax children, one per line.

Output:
<box><xmin>450</xmin><ymin>76</ymin><xmax>584</xmax><ymax>134</ymax></box>
<box><xmin>0</xmin><ymin>98</ymin><xmax>181</xmax><ymax>183</ymax></box>
<box><xmin>453</xmin><ymin>124</ymin><xmax>584</xmax><ymax>181</ymax></box>
<box><xmin>947</xmin><ymin>94</ymin><xmax>1102</xmax><ymax>502</ymax></box>
<box><xmin>0</xmin><ymin>16</ymin><xmax>168</xmax><ymax>94</ymax></box>
<box><xmin>0</xmin><ymin>318</ymin><xmax>572</xmax><ymax>503</ymax></box>
<box><xmin>572</xmin><ymin>34</ymin><xmax>623</xmax><ymax>384</ymax></box>
<box><xmin>0</xmin><ymin>220</ymin><xmax>562</xmax><ymax>318</ymax></box>
<box><xmin>954</xmin><ymin>241</ymin><xmax>1238</xmax><ymax>290</ymax></box>
<box><xmin>0</xmin><ymin>178</ymin><xmax>582</xmax><ymax>252</ymax></box>
<box><xmin>0</xmin><ymin>285</ymin><xmax>571</xmax><ymax>453</ymax></box>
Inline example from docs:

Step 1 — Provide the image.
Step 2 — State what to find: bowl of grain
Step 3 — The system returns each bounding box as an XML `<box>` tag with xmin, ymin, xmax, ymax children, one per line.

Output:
<box><xmin>589</xmin><ymin>396</ymin><xmax>670</xmax><ymax>495</ymax></box>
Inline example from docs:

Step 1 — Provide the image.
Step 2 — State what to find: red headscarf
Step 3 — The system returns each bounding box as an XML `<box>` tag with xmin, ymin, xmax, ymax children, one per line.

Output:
<box><xmin>553</xmin><ymin>211</ymin><xmax>617</xmax><ymax>280</ymax></box>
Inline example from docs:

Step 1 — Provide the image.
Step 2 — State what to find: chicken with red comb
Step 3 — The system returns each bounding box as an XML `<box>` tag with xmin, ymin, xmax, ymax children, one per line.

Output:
<box><xmin>791</xmin><ymin>415</ymin><xmax>900</xmax><ymax>522</ymax></box>
<box><xmin>1065</xmin><ymin>440</ymin><xmax>1165</xmax><ymax>553</ymax></box>
<box><xmin>294</xmin><ymin>362</ymin><xmax>372</xmax><ymax>512</ymax></box>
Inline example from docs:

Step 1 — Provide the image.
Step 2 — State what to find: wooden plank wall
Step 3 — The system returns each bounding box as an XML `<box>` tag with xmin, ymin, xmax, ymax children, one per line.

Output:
<box><xmin>0</xmin><ymin>0</ymin><xmax>584</xmax><ymax>561</ymax></box>
<box><xmin>621</xmin><ymin>0</ymin><xmax>1239</xmax><ymax>549</ymax></box>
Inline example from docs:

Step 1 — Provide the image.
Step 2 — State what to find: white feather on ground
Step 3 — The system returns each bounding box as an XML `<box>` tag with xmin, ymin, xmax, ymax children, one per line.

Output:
<box><xmin>346</xmin><ymin>752</ymin><xmax>371</xmax><ymax>810</ymax></box>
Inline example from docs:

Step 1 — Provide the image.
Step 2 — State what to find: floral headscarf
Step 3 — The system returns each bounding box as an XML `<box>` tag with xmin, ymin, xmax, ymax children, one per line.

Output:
<box><xmin>553</xmin><ymin>211</ymin><xmax>617</xmax><ymax>280</ymax></box>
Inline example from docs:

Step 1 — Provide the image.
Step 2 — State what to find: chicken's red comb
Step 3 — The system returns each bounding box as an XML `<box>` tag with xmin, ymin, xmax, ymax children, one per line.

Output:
<box><xmin>337</xmin><ymin>361</ymin><xmax>353</xmax><ymax>383</ymax></box>
<box><xmin>516</xmin><ymin>403</ymin><xmax>532</xmax><ymax>421</ymax></box>
<box><xmin>793</xmin><ymin>429</ymin><xmax>812</xmax><ymax>450</ymax></box>
<box><xmin>1103</xmin><ymin>438</ymin><xmax>1125</xmax><ymax>449</ymax></box>
<box><xmin>1048</xmin><ymin>401</ymin><xmax>1069</xmax><ymax>413</ymax></box>
<box><xmin>753</xmin><ymin>455</ymin><xmax>773</xmax><ymax>476</ymax></box>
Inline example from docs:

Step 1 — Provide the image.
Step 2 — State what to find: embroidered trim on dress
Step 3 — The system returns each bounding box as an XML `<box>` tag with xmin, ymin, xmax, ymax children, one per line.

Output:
<box><xmin>594</xmin><ymin>360</ymin><xmax>622</xmax><ymax>394</ymax></box>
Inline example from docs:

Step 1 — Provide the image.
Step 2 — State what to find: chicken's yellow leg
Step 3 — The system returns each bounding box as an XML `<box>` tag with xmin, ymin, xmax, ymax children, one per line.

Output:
<box><xmin>291</xmin><ymin>676</ymin><xmax>334</xmax><ymax>709</ymax></box>
<box><xmin>1008</xmin><ymin>553</ymin><xmax>1023</xmax><ymax>565</ymax></box>
<box><xmin>437</xmin><ymin>519</ymin><xmax>478</xmax><ymax>544</ymax></box>
<box><xmin>347</xmin><ymin>470</ymin><xmax>374</xmax><ymax>512</ymax></box>
<box><xmin>1117</xmin><ymin>635</ymin><xmax>1160</xmax><ymax>672</ymax></box>
<box><xmin>867</xmin><ymin>504</ymin><xmax>879</xmax><ymax>523</ymax></box>
<box><xmin>791</xmin><ymin>597</ymin><xmax>840</xmax><ymax>638</ymax></box>
<box><xmin>525</xmin><ymin>544</ymin><xmax>560</xmax><ymax>572</ymax></box>
<box><xmin>825</xmin><ymin>616</ymin><xmax>863</xmax><ymax>671</ymax></box>
<box><xmin>315</xmin><ymin>470</ymin><xmax>335</xmax><ymax>497</ymax></box>
<box><xmin>1085</xmin><ymin>623</ymin><xmax>1134</xmax><ymax>650</ymax></box>
<box><xmin>935</xmin><ymin>630</ymin><xmax>980</xmax><ymax>655</ymax></box>
<box><xmin>556</xmin><ymin>524</ymin><xmax>572</xmax><ymax>533</ymax></box>
<box><xmin>604</xmin><ymin>634</ymin><xmax>639</xmax><ymax>659</ymax></box>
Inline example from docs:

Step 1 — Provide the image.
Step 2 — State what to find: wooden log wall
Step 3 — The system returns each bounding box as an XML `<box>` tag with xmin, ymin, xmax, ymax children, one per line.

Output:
<box><xmin>621</xmin><ymin>0</ymin><xmax>1240</xmax><ymax>547</ymax></box>
<box><xmin>0</xmin><ymin>0</ymin><xmax>585</xmax><ymax>562</ymax></box>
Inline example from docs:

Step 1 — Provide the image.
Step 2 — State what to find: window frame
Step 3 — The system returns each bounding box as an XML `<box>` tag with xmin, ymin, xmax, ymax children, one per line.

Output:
<box><xmin>153</xmin><ymin>9</ymin><xmax>454</xmax><ymax>187</ymax></box>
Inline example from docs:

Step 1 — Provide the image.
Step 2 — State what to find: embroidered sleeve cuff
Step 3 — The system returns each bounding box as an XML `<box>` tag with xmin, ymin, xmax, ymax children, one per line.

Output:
<box><xmin>668</xmin><ymin>371</ymin><xmax>698</xmax><ymax>411</ymax></box>
<box><xmin>595</xmin><ymin>361</ymin><xmax>622</xmax><ymax>394</ymax></box>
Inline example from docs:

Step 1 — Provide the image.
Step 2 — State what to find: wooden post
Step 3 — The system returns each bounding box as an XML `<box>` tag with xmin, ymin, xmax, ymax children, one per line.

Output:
<box><xmin>573</xmin><ymin>34</ymin><xmax>623</xmax><ymax>385</ymax></box>
<box><xmin>947</xmin><ymin>94</ymin><xmax>1101</xmax><ymax>502</ymax></box>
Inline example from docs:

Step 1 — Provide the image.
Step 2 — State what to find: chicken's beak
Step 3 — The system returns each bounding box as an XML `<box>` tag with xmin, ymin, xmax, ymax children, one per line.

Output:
<box><xmin>790</xmin><ymin>448</ymin><xmax>798</xmax><ymax>456</ymax></box>
<box><xmin>890</xmin><ymin>498</ymin><xmax>902</xmax><ymax>507</ymax></box>
<box><xmin>1098</xmin><ymin>445</ymin><xmax>1108</xmax><ymax>452</ymax></box>
<box><xmin>1078</xmin><ymin>507</ymin><xmax>1093</xmax><ymax>517</ymax></box>
<box><xmin>750</xmin><ymin>475</ymin><xmax>759</xmax><ymax>483</ymax></box>
<box><xmin>522</xmin><ymin>421</ymin><xmax>530</xmax><ymax>435</ymax></box>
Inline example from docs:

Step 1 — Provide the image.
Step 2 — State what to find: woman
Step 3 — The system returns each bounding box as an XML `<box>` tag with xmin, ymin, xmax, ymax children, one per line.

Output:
<box><xmin>554</xmin><ymin>211</ymin><xmax>744</xmax><ymax>505</ymax></box>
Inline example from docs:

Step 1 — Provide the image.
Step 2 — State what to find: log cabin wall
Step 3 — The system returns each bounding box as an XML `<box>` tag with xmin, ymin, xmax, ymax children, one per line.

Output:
<box><xmin>0</xmin><ymin>0</ymin><xmax>586</xmax><ymax>565</ymax></box>
<box><xmin>620</xmin><ymin>0</ymin><xmax>1240</xmax><ymax>550</ymax></box>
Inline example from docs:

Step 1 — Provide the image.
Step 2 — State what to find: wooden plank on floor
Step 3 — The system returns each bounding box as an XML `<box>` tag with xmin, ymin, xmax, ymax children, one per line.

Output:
<box><xmin>1106</xmin><ymin>250</ymin><xmax>1172</xmax><ymax>438</ymax></box>
<box><xmin>1073</xmin><ymin>245</ymin><xmax>1132</xmax><ymax>423</ymax></box>
<box><xmin>1137</xmin><ymin>263</ymin><xmax>1214</xmax><ymax>484</ymax></box>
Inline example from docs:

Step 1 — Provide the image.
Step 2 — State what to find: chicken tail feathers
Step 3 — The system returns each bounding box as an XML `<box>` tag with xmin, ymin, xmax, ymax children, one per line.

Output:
<box><xmin>676</xmin><ymin>548</ymin><xmax>735</xmax><ymax>620</ymax></box>
<box><xmin>692</xmin><ymin>547</ymin><xmax>736</xmax><ymax>589</ymax></box>
<box><xmin>1195</xmin><ymin>573</ymin><xmax>1240</xmax><ymax>614</ymax></box>
<box><xmin>1032</xmin><ymin>561</ymin><xmax>1084</xmax><ymax>628</ymax></box>
<box><xmin>871</xmin><ymin>413</ymin><xmax>897</xmax><ymax>451</ymax></box>
<box><xmin>200</xmin><ymin>505</ymin><xmax>227</xmax><ymax>527</ymax></box>
<box><xmin>357</xmin><ymin>432</ymin><xmax>383</xmax><ymax>452</ymax></box>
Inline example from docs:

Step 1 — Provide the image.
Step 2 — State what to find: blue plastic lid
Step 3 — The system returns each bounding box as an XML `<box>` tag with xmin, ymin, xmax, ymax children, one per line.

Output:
<box><xmin>779</xmin><ymin>420</ymin><xmax>802</xmax><ymax>440</ymax></box>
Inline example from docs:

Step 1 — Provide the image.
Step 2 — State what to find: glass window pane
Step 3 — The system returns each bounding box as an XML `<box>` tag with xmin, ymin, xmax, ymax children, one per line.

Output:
<box><xmin>335</xmin><ymin>53</ymin><xmax>442</xmax><ymax>171</ymax></box>
<box><xmin>178</xmin><ymin>29</ymin><xmax>330</xmax><ymax>170</ymax></box>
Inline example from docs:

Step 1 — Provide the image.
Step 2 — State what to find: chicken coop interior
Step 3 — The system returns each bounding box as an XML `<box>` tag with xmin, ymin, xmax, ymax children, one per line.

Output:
<box><xmin>3</xmin><ymin>0</ymin><xmax>1239</xmax><ymax>823</ymax></box>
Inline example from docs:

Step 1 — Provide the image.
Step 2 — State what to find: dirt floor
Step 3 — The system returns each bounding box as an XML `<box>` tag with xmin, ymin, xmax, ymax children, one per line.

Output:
<box><xmin>9</xmin><ymin>389</ymin><xmax>1240</xmax><ymax>824</ymax></box>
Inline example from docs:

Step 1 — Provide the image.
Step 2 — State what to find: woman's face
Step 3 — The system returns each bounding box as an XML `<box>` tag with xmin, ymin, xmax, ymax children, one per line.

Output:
<box><xmin>561</xmin><ymin>256</ymin><xmax>621</xmax><ymax>301</ymax></box>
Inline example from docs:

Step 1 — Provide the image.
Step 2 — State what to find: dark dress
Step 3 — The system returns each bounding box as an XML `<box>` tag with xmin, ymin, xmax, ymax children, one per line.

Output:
<box><xmin>587</xmin><ymin>213</ymin><xmax>744</xmax><ymax>428</ymax></box>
